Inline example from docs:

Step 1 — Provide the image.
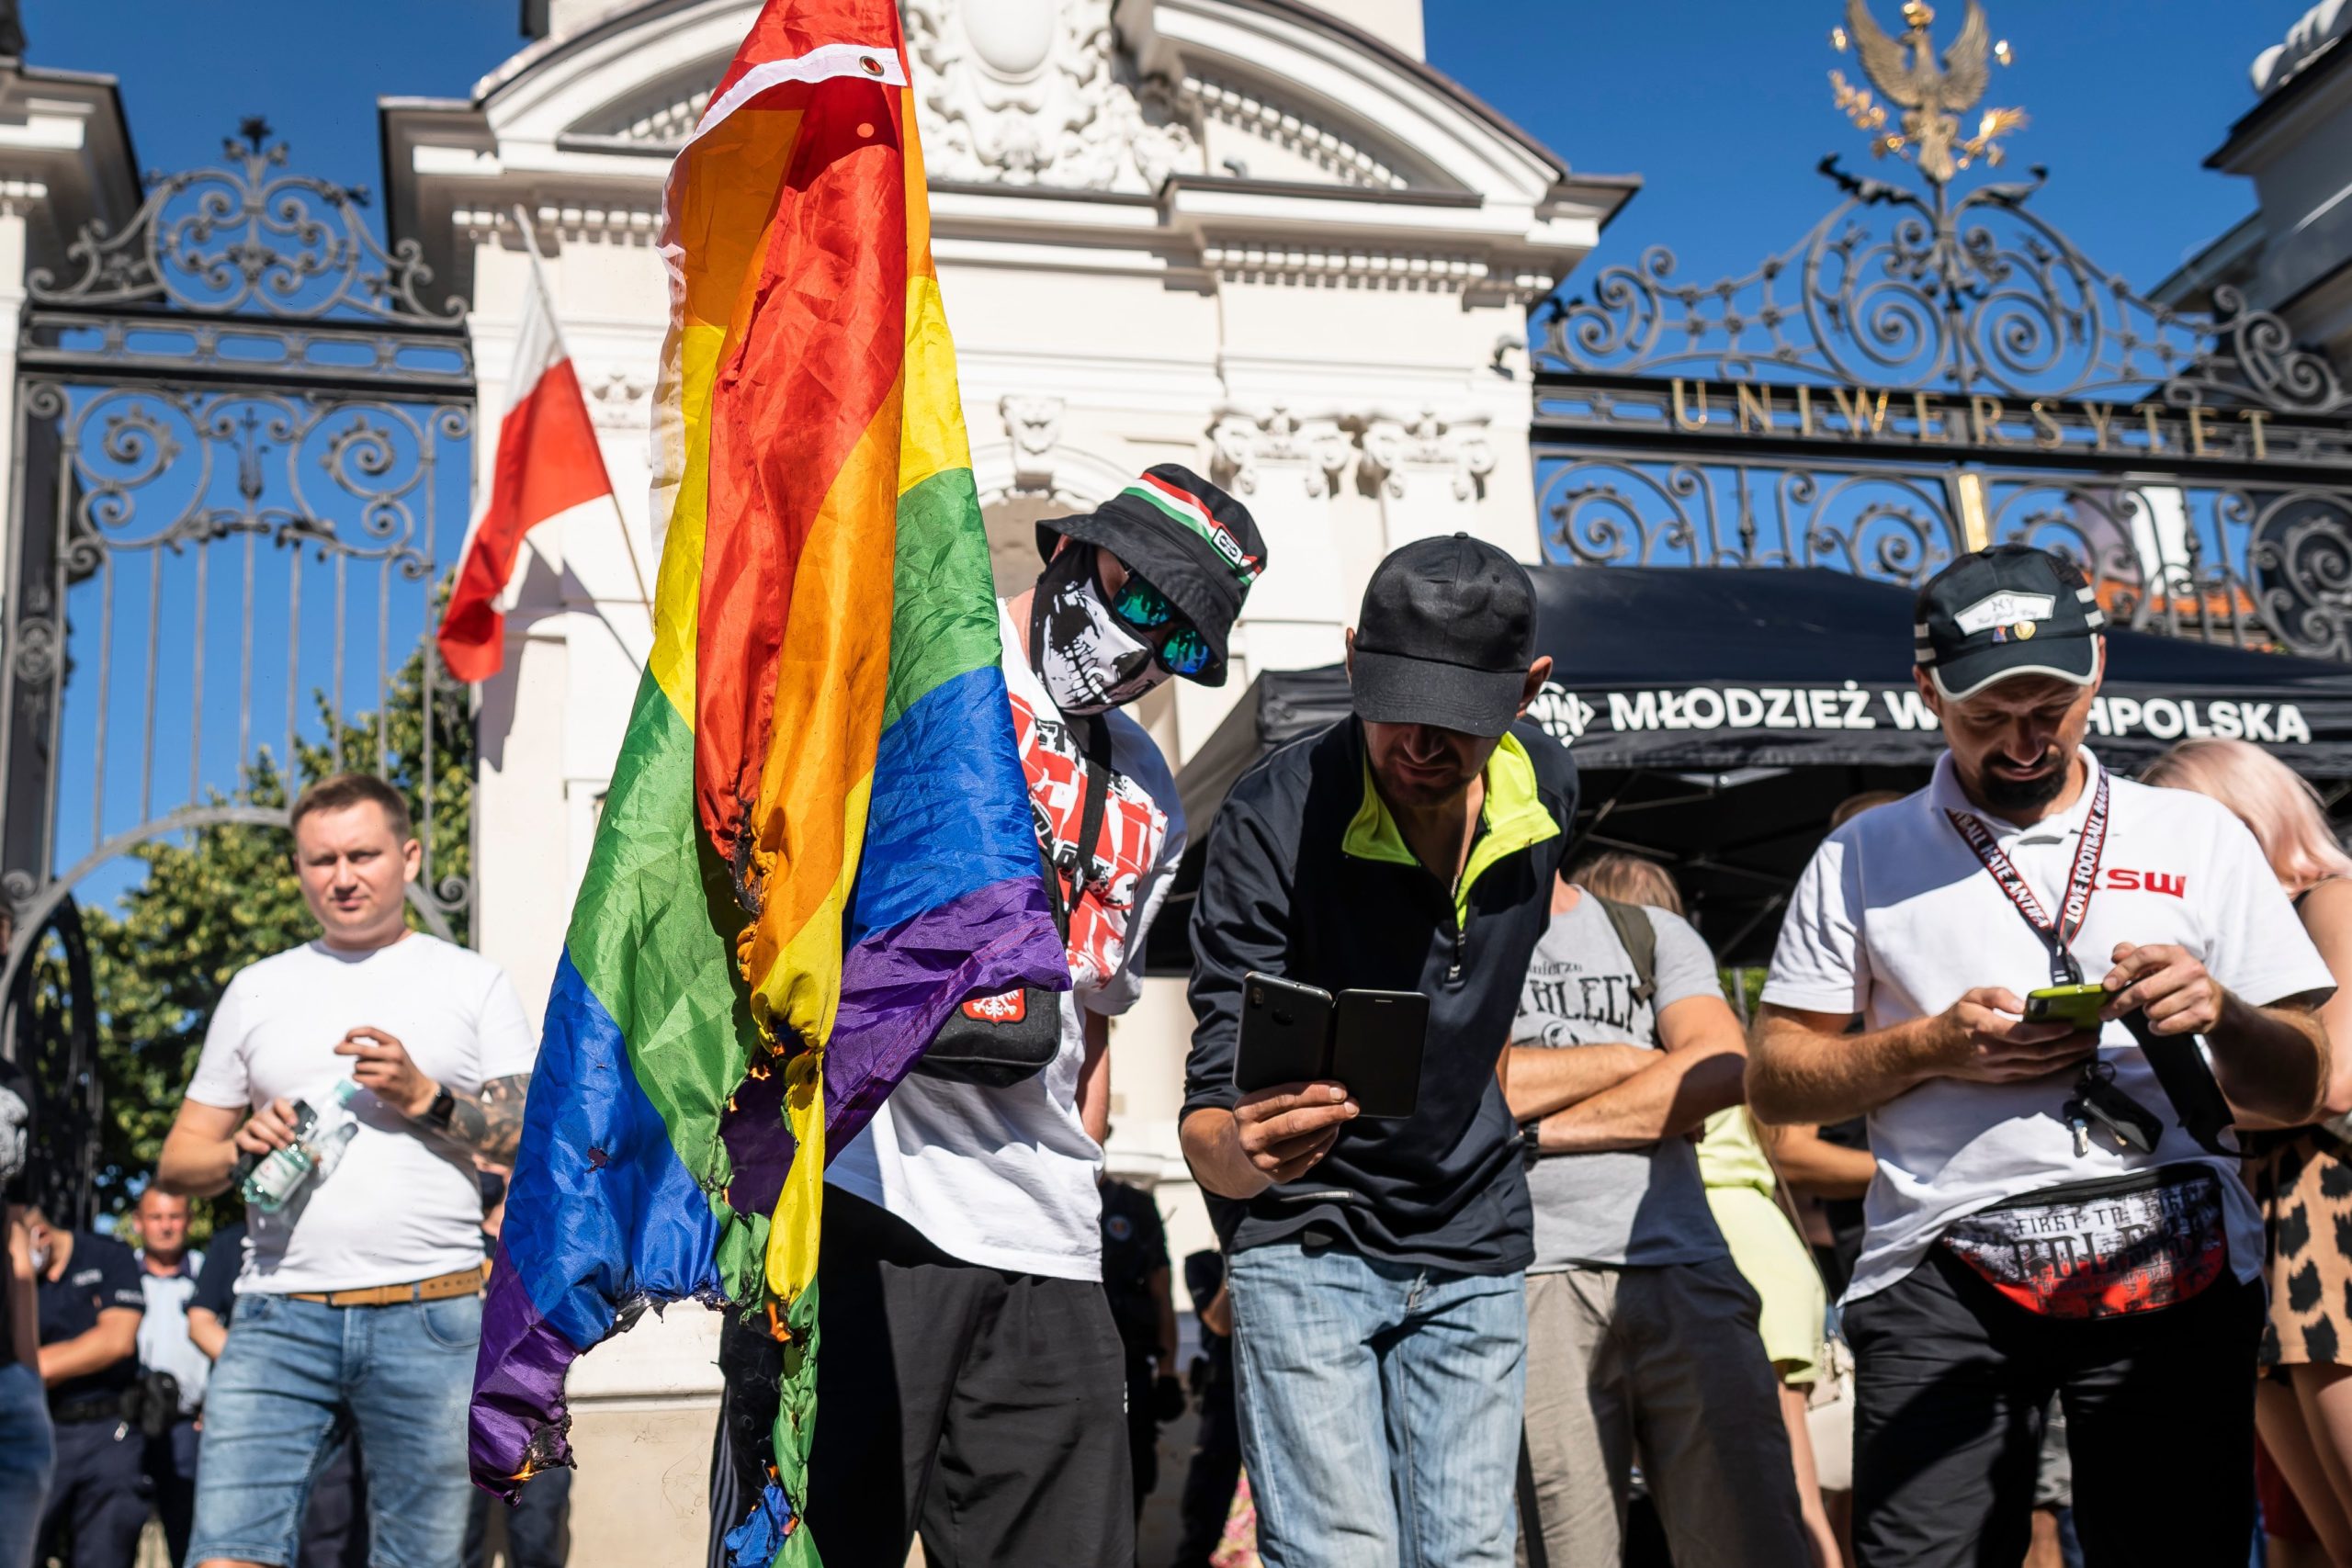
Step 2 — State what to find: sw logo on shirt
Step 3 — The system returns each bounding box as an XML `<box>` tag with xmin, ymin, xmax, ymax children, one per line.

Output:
<box><xmin>2107</xmin><ymin>868</ymin><xmax>2187</xmax><ymax>897</ymax></box>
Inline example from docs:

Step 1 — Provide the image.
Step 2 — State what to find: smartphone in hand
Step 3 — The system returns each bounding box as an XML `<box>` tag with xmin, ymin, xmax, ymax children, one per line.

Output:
<box><xmin>1329</xmin><ymin>989</ymin><xmax>1429</xmax><ymax>1119</ymax></box>
<box><xmin>2023</xmin><ymin>983</ymin><xmax>2107</xmax><ymax>1030</ymax></box>
<box><xmin>1236</xmin><ymin>972</ymin><xmax>1336</xmax><ymax>1094</ymax></box>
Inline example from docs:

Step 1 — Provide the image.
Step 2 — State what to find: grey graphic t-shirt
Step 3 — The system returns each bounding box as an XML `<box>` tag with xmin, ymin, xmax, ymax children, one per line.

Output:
<box><xmin>1514</xmin><ymin>895</ymin><xmax>1729</xmax><ymax>1269</ymax></box>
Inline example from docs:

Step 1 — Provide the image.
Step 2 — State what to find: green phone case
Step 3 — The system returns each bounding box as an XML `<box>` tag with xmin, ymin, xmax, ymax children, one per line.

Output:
<box><xmin>2025</xmin><ymin>983</ymin><xmax>2108</xmax><ymax>1028</ymax></box>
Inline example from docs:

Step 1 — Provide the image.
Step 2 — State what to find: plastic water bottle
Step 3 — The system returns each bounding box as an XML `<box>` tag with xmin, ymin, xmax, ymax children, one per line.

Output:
<box><xmin>309</xmin><ymin>1097</ymin><xmax>363</xmax><ymax>1185</ymax></box>
<box><xmin>242</xmin><ymin>1080</ymin><xmax>364</xmax><ymax>1213</ymax></box>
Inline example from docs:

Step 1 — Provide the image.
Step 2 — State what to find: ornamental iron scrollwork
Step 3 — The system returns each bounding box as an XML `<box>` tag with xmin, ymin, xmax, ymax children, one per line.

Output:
<box><xmin>27</xmin><ymin>118</ymin><xmax>464</xmax><ymax>326</ymax></box>
<box><xmin>1532</xmin><ymin>5</ymin><xmax>2352</xmax><ymax>667</ymax></box>
<box><xmin>1536</xmin><ymin>444</ymin><xmax>2352</xmax><ymax>660</ymax></box>
<box><xmin>62</xmin><ymin>387</ymin><xmax>465</xmax><ymax>570</ymax></box>
<box><xmin>1535</xmin><ymin>158</ymin><xmax>2347</xmax><ymax>415</ymax></box>
<box><xmin>0</xmin><ymin>128</ymin><xmax>477</xmax><ymax>1021</ymax></box>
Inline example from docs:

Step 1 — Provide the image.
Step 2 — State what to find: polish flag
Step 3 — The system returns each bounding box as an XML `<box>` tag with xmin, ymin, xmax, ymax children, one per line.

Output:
<box><xmin>436</xmin><ymin>254</ymin><xmax>616</xmax><ymax>683</ymax></box>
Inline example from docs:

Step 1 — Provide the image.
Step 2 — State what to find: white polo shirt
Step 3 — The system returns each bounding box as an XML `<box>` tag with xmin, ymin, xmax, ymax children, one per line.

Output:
<box><xmin>1763</xmin><ymin>748</ymin><xmax>2335</xmax><ymax>1303</ymax></box>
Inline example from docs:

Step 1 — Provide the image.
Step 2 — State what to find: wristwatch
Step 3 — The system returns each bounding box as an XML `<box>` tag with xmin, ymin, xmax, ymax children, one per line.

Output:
<box><xmin>423</xmin><ymin>1085</ymin><xmax>456</xmax><ymax>1131</ymax></box>
<box><xmin>1519</xmin><ymin>1117</ymin><xmax>1546</xmax><ymax>1167</ymax></box>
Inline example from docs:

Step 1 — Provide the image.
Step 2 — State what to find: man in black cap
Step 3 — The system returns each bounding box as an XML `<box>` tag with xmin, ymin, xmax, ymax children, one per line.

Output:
<box><xmin>1181</xmin><ymin>534</ymin><xmax>1571</xmax><ymax>1568</ymax></box>
<box><xmin>709</xmin><ymin>466</ymin><xmax>1265</xmax><ymax>1568</ymax></box>
<box><xmin>1749</xmin><ymin>544</ymin><xmax>2332</xmax><ymax>1564</ymax></box>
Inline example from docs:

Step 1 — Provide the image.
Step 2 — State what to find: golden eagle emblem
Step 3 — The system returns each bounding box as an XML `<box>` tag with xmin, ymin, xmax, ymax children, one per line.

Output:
<box><xmin>1831</xmin><ymin>0</ymin><xmax>2024</xmax><ymax>184</ymax></box>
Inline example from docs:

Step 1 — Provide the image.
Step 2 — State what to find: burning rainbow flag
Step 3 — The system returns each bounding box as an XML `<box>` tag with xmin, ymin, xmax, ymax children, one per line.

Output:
<box><xmin>467</xmin><ymin>4</ymin><xmax>1067</xmax><ymax>1560</ymax></box>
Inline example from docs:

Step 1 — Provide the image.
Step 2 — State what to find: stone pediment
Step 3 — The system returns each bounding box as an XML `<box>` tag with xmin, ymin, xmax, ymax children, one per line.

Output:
<box><xmin>392</xmin><ymin>0</ymin><xmax>1619</xmax><ymax>302</ymax></box>
<box><xmin>563</xmin><ymin>65</ymin><xmax>712</xmax><ymax>150</ymax></box>
<box><xmin>551</xmin><ymin>0</ymin><xmax>1460</xmax><ymax>195</ymax></box>
<box><xmin>903</xmin><ymin>0</ymin><xmax>1198</xmax><ymax>193</ymax></box>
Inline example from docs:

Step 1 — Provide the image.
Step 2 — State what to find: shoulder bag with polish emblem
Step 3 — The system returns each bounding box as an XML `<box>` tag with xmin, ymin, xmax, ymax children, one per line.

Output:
<box><xmin>915</xmin><ymin>716</ymin><xmax>1110</xmax><ymax>1089</ymax></box>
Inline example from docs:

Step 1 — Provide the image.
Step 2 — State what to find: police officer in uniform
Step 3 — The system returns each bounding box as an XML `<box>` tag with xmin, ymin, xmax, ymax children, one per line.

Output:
<box><xmin>134</xmin><ymin>1187</ymin><xmax>206</xmax><ymax>1567</ymax></box>
<box><xmin>29</xmin><ymin>1204</ymin><xmax>147</xmax><ymax>1567</ymax></box>
<box><xmin>1098</xmin><ymin>1174</ymin><xmax>1178</xmax><ymax>1518</ymax></box>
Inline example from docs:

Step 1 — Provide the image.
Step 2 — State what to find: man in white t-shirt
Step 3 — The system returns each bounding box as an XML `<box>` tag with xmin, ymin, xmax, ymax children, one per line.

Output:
<box><xmin>1750</xmin><ymin>545</ymin><xmax>2334</xmax><ymax>1567</ymax></box>
<box><xmin>708</xmin><ymin>466</ymin><xmax>1265</xmax><ymax>1568</ymax></box>
<box><xmin>157</xmin><ymin>773</ymin><xmax>538</xmax><ymax>1568</ymax></box>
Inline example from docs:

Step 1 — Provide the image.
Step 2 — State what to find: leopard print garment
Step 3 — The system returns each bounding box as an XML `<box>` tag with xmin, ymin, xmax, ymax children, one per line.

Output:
<box><xmin>2255</xmin><ymin>1127</ymin><xmax>2352</xmax><ymax>1368</ymax></box>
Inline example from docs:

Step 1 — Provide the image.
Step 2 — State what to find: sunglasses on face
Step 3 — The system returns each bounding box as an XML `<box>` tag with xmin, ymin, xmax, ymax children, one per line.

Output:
<box><xmin>1104</xmin><ymin>567</ymin><xmax>1214</xmax><ymax>679</ymax></box>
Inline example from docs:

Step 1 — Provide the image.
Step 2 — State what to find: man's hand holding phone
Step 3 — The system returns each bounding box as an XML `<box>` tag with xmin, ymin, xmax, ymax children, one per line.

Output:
<box><xmin>2098</xmin><ymin>942</ymin><xmax>2225</xmax><ymax>1036</ymax></box>
<box><xmin>1232</xmin><ymin>1080</ymin><xmax>1360</xmax><ymax>1186</ymax></box>
<box><xmin>1926</xmin><ymin>987</ymin><xmax>2099</xmax><ymax>1085</ymax></box>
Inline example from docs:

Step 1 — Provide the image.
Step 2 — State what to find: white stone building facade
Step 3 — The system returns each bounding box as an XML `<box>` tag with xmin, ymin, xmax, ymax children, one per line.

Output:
<box><xmin>381</xmin><ymin>2</ymin><xmax>1630</xmax><ymax>1554</ymax></box>
<box><xmin>2155</xmin><ymin>1</ymin><xmax>2352</xmax><ymax>363</ymax></box>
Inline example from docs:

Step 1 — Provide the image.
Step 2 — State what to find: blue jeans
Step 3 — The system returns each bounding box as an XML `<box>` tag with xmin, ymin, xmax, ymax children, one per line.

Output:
<box><xmin>0</xmin><ymin>1363</ymin><xmax>55</xmax><ymax>1568</ymax></box>
<box><xmin>188</xmin><ymin>1292</ymin><xmax>481</xmax><ymax>1568</ymax></box>
<box><xmin>1226</xmin><ymin>1241</ymin><xmax>1526</xmax><ymax>1568</ymax></box>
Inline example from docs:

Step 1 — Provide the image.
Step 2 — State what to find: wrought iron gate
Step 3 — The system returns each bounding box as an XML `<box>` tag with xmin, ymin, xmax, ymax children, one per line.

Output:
<box><xmin>0</xmin><ymin>121</ymin><xmax>475</xmax><ymax>1027</ymax></box>
<box><xmin>1531</xmin><ymin>154</ymin><xmax>2352</xmax><ymax>657</ymax></box>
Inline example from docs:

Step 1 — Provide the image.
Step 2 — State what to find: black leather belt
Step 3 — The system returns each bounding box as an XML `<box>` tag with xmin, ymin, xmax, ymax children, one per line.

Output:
<box><xmin>50</xmin><ymin>1391</ymin><xmax>128</xmax><ymax>1426</ymax></box>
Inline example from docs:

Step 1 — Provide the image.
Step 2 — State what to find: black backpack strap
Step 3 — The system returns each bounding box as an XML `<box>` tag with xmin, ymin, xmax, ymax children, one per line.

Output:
<box><xmin>1592</xmin><ymin>895</ymin><xmax>1658</xmax><ymax>1010</ymax></box>
<box><xmin>2116</xmin><ymin>1010</ymin><xmax>2242</xmax><ymax>1158</ymax></box>
<box><xmin>1069</xmin><ymin>716</ymin><xmax>1114</xmax><ymax>894</ymax></box>
<box><xmin>1036</xmin><ymin>714</ymin><xmax>1114</xmax><ymax>936</ymax></box>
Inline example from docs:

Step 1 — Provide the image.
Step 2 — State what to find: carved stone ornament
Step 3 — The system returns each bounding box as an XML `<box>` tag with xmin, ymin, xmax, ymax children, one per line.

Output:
<box><xmin>902</xmin><ymin>0</ymin><xmax>1203</xmax><ymax>192</ymax></box>
<box><xmin>1210</xmin><ymin>406</ymin><xmax>1351</xmax><ymax>499</ymax></box>
<box><xmin>1359</xmin><ymin>411</ymin><xmax>1498</xmax><ymax>502</ymax></box>
<box><xmin>584</xmin><ymin>365</ymin><xmax>652</xmax><ymax>429</ymax></box>
<box><xmin>1000</xmin><ymin>393</ymin><xmax>1065</xmax><ymax>491</ymax></box>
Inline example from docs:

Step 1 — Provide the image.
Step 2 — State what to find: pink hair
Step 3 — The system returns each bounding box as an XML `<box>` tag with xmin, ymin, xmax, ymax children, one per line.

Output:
<box><xmin>2141</xmin><ymin>739</ymin><xmax>2352</xmax><ymax>893</ymax></box>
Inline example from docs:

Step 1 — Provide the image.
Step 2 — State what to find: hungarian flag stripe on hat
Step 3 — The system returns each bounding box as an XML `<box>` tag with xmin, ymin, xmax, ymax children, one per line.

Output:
<box><xmin>1122</xmin><ymin>473</ymin><xmax>1261</xmax><ymax>585</ymax></box>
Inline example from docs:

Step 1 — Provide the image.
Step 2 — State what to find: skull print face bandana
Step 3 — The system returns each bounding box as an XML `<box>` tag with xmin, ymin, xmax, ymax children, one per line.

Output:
<box><xmin>1028</xmin><ymin>545</ymin><xmax>1169</xmax><ymax>716</ymax></box>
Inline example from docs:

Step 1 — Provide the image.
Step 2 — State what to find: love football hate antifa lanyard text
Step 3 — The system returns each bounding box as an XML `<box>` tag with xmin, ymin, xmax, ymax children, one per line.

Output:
<box><xmin>1944</xmin><ymin>773</ymin><xmax>2237</xmax><ymax>1159</ymax></box>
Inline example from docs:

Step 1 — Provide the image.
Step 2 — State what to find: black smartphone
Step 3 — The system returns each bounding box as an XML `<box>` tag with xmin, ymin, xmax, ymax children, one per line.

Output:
<box><xmin>1235</xmin><ymin>972</ymin><xmax>1336</xmax><ymax>1094</ymax></box>
<box><xmin>1329</xmin><ymin>988</ymin><xmax>1429</xmax><ymax>1119</ymax></box>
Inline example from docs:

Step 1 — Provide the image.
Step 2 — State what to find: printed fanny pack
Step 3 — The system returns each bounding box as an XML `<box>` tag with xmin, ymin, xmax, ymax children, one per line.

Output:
<box><xmin>1939</xmin><ymin>1163</ymin><xmax>2227</xmax><ymax>1320</ymax></box>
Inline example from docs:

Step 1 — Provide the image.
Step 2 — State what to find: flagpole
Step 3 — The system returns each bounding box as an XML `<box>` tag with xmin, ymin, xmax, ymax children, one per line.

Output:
<box><xmin>512</xmin><ymin>204</ymin><xmax>658</xmax><ymax>642</ymax></box>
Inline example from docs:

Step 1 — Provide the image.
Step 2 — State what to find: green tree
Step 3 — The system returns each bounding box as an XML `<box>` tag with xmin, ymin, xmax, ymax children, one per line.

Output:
<box><xmin>53</xmin><ymin>642</ymin><xmax>470</xmax><ymax>1222</ymax></box>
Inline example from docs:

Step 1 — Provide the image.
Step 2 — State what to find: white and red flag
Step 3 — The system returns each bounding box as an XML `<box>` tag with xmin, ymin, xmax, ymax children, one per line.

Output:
<box><xmin>436</xmin><ymin>235</ymin><xmax>618</xmax><ymax>683</ymax></box>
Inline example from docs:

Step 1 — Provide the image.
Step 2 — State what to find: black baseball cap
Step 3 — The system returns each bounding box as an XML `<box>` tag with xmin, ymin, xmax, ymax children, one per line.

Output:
<box><xmin>1036</xmin><ymin>465</ymin><xmax>1265</xmax><ymax>686</ymax></box>
<box><xmin>1351</xmin><ymin>534</ymin><xmax>1537</xmax><ymax>739</ymax></box>
<box><xmin>1916</xmin><ymin>545</ymin><xmax>2106</xmax><ymax>701</ymax></box>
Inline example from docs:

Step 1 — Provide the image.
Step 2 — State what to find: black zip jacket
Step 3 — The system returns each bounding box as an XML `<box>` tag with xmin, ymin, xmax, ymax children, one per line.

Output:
<box><xmin>1182</xmin><ymin>717</ymin><xmax>1577</xmax><ymax>1273</ymax></box>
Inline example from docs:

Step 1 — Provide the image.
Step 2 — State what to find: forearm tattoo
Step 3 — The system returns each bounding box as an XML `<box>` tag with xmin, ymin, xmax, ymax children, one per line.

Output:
<box><xmin>438</xmin><ymin>1073</ymin><xmax>531</xmax><ymax>1163</ymax></box>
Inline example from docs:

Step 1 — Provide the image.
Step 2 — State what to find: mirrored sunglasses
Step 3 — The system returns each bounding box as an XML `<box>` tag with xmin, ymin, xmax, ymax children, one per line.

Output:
<box><xmin>1106</xmin><ymin>570</ymin><xmax>1213</xmax><ymax>678</ymax></box>
<box><xmin>1158</xmin><ymin>626</ymin><xmax>1213</xmax><ymax>679</ymax></box>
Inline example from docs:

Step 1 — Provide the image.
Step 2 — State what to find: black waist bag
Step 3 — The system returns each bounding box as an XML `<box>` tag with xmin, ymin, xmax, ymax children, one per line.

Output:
<box><xmin>913</xmin><ymin>720</ymin><xmax>1106</xmax><ymax>1089</ymax></box>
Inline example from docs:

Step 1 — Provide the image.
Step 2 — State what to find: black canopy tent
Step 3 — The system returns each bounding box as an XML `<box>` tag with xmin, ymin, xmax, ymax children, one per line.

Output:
<box><xmin>1153</xmin><ymin>568</ymin><xmax>2352</xmax><ymax>970</ymax></box>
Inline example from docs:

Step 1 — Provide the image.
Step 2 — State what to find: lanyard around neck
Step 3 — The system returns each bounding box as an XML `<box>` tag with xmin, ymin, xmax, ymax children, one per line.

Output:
<box><xmin>1943</xmin><ymin>770</ymin><xmax>2109</xmax><ymax>988</ymax></box>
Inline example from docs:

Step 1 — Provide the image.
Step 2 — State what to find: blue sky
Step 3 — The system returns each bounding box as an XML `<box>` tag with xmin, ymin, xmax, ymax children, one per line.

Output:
<box><xmin>24</xmin><ymin>0</ymin><xmax>2299</xmax><ymax>298</ymax></box>
<box><xmin>1426</xmin><ymin>0</ymin><xmax>2296</xmax><ymax>297</ymax></box>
